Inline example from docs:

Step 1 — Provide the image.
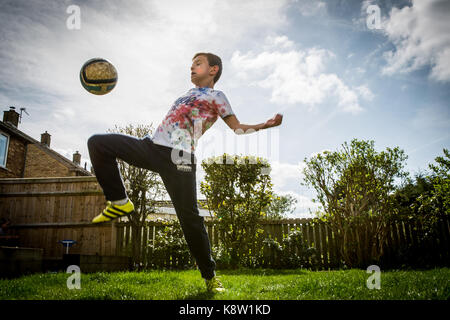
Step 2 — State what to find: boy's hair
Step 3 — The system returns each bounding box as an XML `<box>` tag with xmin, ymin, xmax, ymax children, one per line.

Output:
<box><xmin>193</xmin><ymin>52</ymin><xmax>222</xmax><ymax>84</ymax></box>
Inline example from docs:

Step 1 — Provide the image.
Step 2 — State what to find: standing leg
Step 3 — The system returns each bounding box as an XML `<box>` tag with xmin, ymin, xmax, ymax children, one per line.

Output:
<box><xmin>159</xmin><ymin>165</ymin><xmax>216</xmax><ymax>280</ymax></box>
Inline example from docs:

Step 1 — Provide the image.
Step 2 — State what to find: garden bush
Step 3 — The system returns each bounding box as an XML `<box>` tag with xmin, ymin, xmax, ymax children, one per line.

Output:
<box><xmin>148</xmin><ymin>219</ymin><xmax>194</xmax><ymax>270</ymax></box>
<box><xmin>262</xmin><ymin>228</ymin><xmax>319</xmax><ymax>269</ymax></box>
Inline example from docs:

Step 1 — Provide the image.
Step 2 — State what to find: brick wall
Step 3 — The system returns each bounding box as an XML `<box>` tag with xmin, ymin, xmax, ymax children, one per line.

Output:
<box><xmin>23</xmin><ymin>144</ymin><xmax>74</xmax><ymax>177</ymax></box>
<box><xmin>0</xmin><ymin>136</ymin><xmax>26</xmax><ymax>178</ymax></box>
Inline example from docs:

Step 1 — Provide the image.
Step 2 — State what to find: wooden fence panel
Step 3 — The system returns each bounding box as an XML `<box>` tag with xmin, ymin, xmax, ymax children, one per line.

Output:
<box><xmin>2</xmin><ymin>177</ymin><xmax>449</xmax><ymax>269</ymax></box>
<box><xmin>274</xmin><ymin>222</ymin><xmax>283</xmax><ymax>243</ymax></box>
<box><xmin>320</xmin><ymin>223</ymin><xmax>329</xmax><ymax>268</ymax></box>
<box><xmin>403</xmin><ymin>220</ymin><xmax>413</xmax><ymax>251</ymax></box>
<box><xmin>397</xmin><ymin>221</ymin><xmax>407</xmax><ymax>250</ymax></box>
<box><xmin>393</xmin><ymin>222</ymin><xmax>402</xmax><ymax>253</ymax></box>
<box><xmin>301</xmin><ymin>223</ymin><xmax>308</xmax><ymax>255</ymax></box>
<box><xmin>0</xmin><ymin>177</ymin><xmax>118</xmax><ymax>258</ymax></box>
<box><xmin>312</xmin><ymin>223</ymin><xmax>321</xmax><ymax>266</ymax></box>
<box><xmin>141</xmin><ymin>225</ymin><xmax>148</xmax><ymax>266</ymax></box>
<box><xmin>309</xmin><ymin>222</ymin><xmax>316</xmax><ymax>250</ymax></box>
<box><xmin>386</xmin><ymin>222</ymin><xmax>396</xmax><ymax>265</ymax></box>
<box><xmin>327</xmin><ymin>225</ymin><xmax>339</xmax><ymax>267</ymax></box>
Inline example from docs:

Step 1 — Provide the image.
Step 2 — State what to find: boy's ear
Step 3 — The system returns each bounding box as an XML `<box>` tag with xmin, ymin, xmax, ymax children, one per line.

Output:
<box><xmin>209</xmin><ymin>65</ymin><xmax>219</xmax><ymax>76</ymax></box>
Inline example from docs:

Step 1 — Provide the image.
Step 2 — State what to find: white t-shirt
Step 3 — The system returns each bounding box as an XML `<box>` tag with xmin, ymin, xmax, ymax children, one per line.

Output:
<box><xmin>151</xmin><ymin>87</ymin><xmax>235</xmax><ymax>154</ymax></box>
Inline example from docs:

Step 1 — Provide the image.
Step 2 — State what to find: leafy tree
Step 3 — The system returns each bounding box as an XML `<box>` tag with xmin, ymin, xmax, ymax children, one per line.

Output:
<box><xmin>412</xmin><ymin>149</ymin><xmax>450</xmax><ymax>247</ymax></box>
<box><xmin>108</xmin><ymin>124</ymin><xmax>167</xmax><ymax>266</ymax></box>
<box><xmin>302</xmin><ymin>139</ymin><xmax>408</xmax><ymax>267</ymax></box>
<box><xmin>391</xmin><ymin>149</ymin><xmax>449</xmax><ymax>267</ymax></box>
<box><xmin>393</xmin><ymin>171</ymin><xmax>434</xmax><ymax>218</ymax></box>
<box><xmin>263</xmin><ymin>194</ymin><xmax>298</xmax><ymax>219</ymax></box>
<box><xmin>200</xmin><ymin>154</ymin><xmax>273</xmax><ymax>267</ymax></box>
<box><xmin>417</xmin><ymin>148</ymin><xmax>450</xmax><ymax>217</ymax></box>
<box><xmin>393</xmin><ymin>149</ymin><xmax>449</xmax><ymax>224</ymax></box>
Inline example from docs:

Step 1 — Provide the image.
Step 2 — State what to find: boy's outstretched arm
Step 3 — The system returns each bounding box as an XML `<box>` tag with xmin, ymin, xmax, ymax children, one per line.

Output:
<box><xmin>224</xmin><ymin>113</ymin><xmax>283</xmax><ymax>135</ymax></box>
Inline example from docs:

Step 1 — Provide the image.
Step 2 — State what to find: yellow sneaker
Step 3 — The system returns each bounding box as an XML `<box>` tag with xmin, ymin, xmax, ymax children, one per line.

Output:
<box><xmin>92</xmin><ymin>199</ymin><xmax>134</xmax><ymax>224</ymax></box>
<box><xmin>205</xmin><ymin>276</ymin><xmax>225</xmax><ymax>293</ymax></box>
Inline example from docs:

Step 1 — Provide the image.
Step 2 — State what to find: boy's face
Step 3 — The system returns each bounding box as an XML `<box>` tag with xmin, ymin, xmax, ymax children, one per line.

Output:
<box><xmin>190</xmin><ymin>55</ymin><xmax>217</xmax><ymax>87</ymax></box>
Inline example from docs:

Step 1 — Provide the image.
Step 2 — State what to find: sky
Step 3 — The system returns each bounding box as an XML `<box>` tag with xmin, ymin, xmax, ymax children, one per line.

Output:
<box><xmin>0</xmin><ymin>0</ymin><xmax>449</xmax><ymax>218</ymax></box>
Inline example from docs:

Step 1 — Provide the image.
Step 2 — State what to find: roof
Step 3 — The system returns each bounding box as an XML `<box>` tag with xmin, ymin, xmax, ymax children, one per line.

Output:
<box><xmin>0</xmin><ymin>121</ymin><xmax>92</xmax><ymax>176</ymax></box>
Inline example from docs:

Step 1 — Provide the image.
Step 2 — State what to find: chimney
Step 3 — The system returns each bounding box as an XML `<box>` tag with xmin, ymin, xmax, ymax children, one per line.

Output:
<box><xmin>73</xmin><ymin>151</ymin><xmax>81</xmax><ymax>165</ymax></box>
<box><xmin>3</xmin><ymin>107</ymin><xmax>20</xmax><ymax>127</ymax></box>
<box><xmin>41</xmin><ymin>131</ymin><xmax>51</xmax><ymax>147</ymax></box>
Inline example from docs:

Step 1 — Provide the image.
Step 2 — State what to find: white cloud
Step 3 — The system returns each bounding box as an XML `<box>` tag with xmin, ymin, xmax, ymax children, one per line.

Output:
<box><xmin>356</xmin><ymin>85</ymin><xmax>375</xmax><ymax>101</ymax></box>
<box><xmin>294</xmin><ymin>0</ymin><xmax>327</xmax><ymax>17</ymax></box>
<box><xmin>381</xmin><ymin>0</ymin><xmax>450</xmax><ymax>82</ymax></box>
<box><xmin>269</xmin><ymin>160</ymin><xmax>305</xmax><ymax>189</ymax></box>
<box><xmin>231</xmin><ymin>37</ymin><xmax>366</xmax><ymax>114</ymax></box>
<box><xmin>264</xmin><ymin>35</ymin><xmax>295</xmax><ymax>50</ymax></box>
<box><xmin>268</xmin><ymin>160</ymin><xmax>320</xmax><ymax>218</ymax></box>
<box><xmin>274</xmin><ymin>190</ymin><xmax>319</xmax><ymax>219</ymax></box>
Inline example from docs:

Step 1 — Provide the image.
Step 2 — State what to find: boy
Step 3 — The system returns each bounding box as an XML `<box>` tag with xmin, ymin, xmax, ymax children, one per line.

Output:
<box><xmin>87</xmin><ymin>52</ymin><xmax>283</xmax><ymax>293</ymax></box>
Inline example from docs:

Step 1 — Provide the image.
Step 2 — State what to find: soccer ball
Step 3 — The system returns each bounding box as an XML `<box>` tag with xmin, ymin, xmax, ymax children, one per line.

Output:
<box><xmin>80</xmin><ymin>58</ymin><xmax>118</xmax><ymax>95</ymax></box>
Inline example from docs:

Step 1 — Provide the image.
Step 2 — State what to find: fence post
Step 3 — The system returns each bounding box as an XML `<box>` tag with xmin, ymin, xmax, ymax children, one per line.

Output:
<box><xmin>390</xmin><ymin>221</ymin><xmax>400</xmax><ymax>265</ymax></box>
<box><xmin>328</xmin><ymin>225</ymin><xmax>339</xmax><ymax>268</ymax></box>
<box><xmin>274</xmin><ymin>220</ymin><xmax>283</xmax><ymax>243</ymax></box>
<box><xmin>397</xmin><ymin>220</ymin><xmax>407</xmax><ymax>252</ymax></box>
<box><xmin>115</xmin><ymin>223</ymin><xmax>123</xmax><ymax>255</ymax></box>
<box><xmin>142</xmin><ymin>224</ymin><xmax>148</xmax><ymax>268</ymax></box>
<box><xmin>403</xmin><ymin>219</ymin><xmax>413</xmax><ymax>252</ymax></box>
<box><xmin>320</xmin><ymin>223</ymin><xmax>329</xmax><ymax>269</ymax></box>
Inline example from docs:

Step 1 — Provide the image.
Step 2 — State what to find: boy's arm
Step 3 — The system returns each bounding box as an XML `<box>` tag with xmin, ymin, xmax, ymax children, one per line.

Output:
<box><xmin>223</xmin><ymin>114</ymin><xmax>283</xmax><ymax>135</ymax></box>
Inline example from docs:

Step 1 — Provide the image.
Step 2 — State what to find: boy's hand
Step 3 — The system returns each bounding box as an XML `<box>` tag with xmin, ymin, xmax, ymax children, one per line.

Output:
<box><xmin>264</xmin><ymin>113</ymin><xmax>283</xmax><ymax>129</ymax></box>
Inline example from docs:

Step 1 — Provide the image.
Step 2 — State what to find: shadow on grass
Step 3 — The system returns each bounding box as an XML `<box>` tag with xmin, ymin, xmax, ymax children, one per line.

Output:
<box><xmin>217</xmin><ymin>268</ymin><xmax>309</xmax><ymax>276</ymax></box>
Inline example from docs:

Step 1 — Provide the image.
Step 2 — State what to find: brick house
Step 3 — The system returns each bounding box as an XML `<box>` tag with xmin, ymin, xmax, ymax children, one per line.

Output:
<box><xmin>0</xmin><ymin>107</ymin><xmax>91</xmax><ymax>178</ymax></box>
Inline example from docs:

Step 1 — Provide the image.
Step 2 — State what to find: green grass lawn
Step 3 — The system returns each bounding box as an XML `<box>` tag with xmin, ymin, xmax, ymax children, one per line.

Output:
<box><xmin>1</xmin><ymin>268</ymin><xmax>449</xmax><ymax>300</ymax></box>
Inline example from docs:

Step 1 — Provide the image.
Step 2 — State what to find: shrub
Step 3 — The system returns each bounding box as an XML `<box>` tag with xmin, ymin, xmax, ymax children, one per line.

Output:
<box><xmin>200</xmin><ymin>154</ymin><xmax>273</xmax><ymax>268</ymax></box>
<box><xmin>148</xmin><ymin>219</ymin><xmax>194</xmax><ymax>270</ymax></box>
<box><xmin>211</xmin><ymin>225</ymin><xmax>266</xmax><ymax>269</ymax></box>
<box><xmin>262</xmin><ymin>228</ymin><xmax>319</xmax><ymax>269</ymax></box>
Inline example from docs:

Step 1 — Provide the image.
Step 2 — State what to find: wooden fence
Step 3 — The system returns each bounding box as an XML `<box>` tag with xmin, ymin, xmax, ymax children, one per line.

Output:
<box><xmin>0</xmin><ymin>177</ymin><xmax>115</xmax><ymax>258</ymax></box>
<box><xmin>0</xmin><ymin>177</ymin><xmax>208</xmax><ymax>259</ymax></box>
<box><xmin>115</xmin><ymin>216</ymin><xmax>450</xmax><ymax>269</ymax></box>
<box><xmin>1</xmin><ymin>177</ymin><xmax>449</xmax><ymax>269</ymax></box>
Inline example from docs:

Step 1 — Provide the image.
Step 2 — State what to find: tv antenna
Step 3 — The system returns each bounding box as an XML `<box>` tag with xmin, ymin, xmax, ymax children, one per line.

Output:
<box><xmin>19</xmin><ymin>107</ymin><xmax>29</xmax><ymax>123</ymax></box>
